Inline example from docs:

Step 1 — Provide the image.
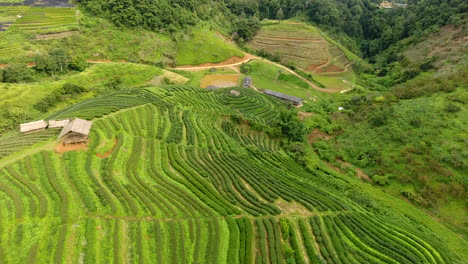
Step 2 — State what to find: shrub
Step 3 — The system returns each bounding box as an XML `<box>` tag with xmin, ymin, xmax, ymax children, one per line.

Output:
<box><xmin>63</xmin><ymin>83</ymin><xmax>86</xmax><ymax>94</ymax></box>
<box><xmin>2</xmin><ymin>64</ymin><xmax>34</xmax><ymax>83</ymax></box>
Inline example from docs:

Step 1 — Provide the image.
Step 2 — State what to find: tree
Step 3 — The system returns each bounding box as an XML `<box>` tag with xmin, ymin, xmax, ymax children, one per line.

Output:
<box><xmin>33</xmin><ymin>53</ymin><xmax>53</xmax><ymax>74</ymax></box>
<box><xmin>48</xmin><ymin>48</ymin><xmax>70</xmax><ymax>73</ymax></box>
<box><xmin>278</xmin><ymin>110</ymin><xmax>305</xmax><ymax>142</ymax></box>
<box><xmin>276</xmin><ymin>8</ymin><xmax>284</xmax><ymax>23</ymax></box>
<box><xmin>69</xmin><ymin>55</ymin><xmax>88</xmax><ymax>71</ymax></box>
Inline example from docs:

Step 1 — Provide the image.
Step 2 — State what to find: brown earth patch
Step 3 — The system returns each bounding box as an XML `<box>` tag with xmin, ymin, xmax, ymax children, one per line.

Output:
<box><xmin>96</xmin><ymin>138</ymin><xmax>118</xmax><ymax>159</ymax></box>
<box><xmin>317</xmin><ymin>64</ymin><xmax>343</xmax><ymax>73</ymax></box>
<box><xmin>336</xmin><ymin>159</ymin><xmax>372</xmax><ymax>182</ymax></box>
<box><xmin>275</xmin><ymin>199</ymin><xmax>312</xmax><ymax>215</ymax></box>
<box><xmin>298</xmin><ymin>111</ymin><xmax>315</xmax><ymax>120</ymax></box>
<box><xmin>177</xmin><ymin>54</ymin><xmax>254</xmax><ymax>68</ymax></box>
<box><xmin>255</xmin><ymin>35</ymin><xmax>322</xmax><ymax>42</ymax></box>
<box><xmin>36</xmin><ymin>30</ymin><xmax>78</xmax><ymax>40</ymax></box>
<box><xmin>55</xmin><ymin>142</ymin><xmax>87</xmax><ymax>153</ymax></box>
<box><xmin>200</xmin><ymin>74</ymin><xmax>240</xmax><ymax>88</ymax></box>
<box><xmin>305</xmin><ymin>64</ymin><xmax>321</xmax><ymax>71</ymax></box>
<box><xmin>86</xmin><ymin>59</ymin><xmax>113</xmax><ymax>63</ymax></box>
<box><xmin>307</xmin><ymin>128</ymin><xmax>332</xmax><ymax>144</ymax></box>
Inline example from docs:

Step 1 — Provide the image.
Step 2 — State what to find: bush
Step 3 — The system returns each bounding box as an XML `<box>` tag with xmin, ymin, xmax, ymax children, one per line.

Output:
<box><xmin>1</xmin><ymin>64</ymin><xmax>34</xmax><ymax>83</ymax></box>
<box><xmin>444</xmin><ymin>103</ymin><xmax>461</xmax><ymax>113</ymax></box>
<box><xmin>63</xmin><ymin>83</ymin><xmax>86</xmax><ymax>94</ymax></box>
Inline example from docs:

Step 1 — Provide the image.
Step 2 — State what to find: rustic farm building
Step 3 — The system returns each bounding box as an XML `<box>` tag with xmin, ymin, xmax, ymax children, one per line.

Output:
<box><xmin>58</xmin><ymin>118</ymin><xmax>93</xmax><ymax>144</ymax></box>
<box><xmin>243</xmin><ymin>76</ymin><xmax>252</xmax><ymax>88</ymax></box>
<box><xmin>20</xmin><ymin>120</ymin><xmax>47</xmax><ymax>133</ymax></box>
<box><xmin>263</xmin><ymin>89</ymin><xmax>303</xmax><ymax>106</ymax></box>
<box><xmin>48</xmin><ymin>119</ymin><xmax>70</xmax><ymax>128</ymax></box>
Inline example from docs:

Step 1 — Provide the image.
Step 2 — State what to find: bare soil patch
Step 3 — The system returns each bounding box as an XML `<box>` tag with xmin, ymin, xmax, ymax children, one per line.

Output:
<box><xmin>55</xmin><ymin>142</ymin><xmax>87</xmax><ymax>153</ymax></box>
<box><xmin>307</xmin><ymin>128</ymin><xmax>332</xmax><ymax>144</ymax></box>
<box><xmin>200</xmin><ymin>74</ymin><xmax>240</xmax><ymax>89</ymax></box>
<box><xmin>36</xmin><ymin>30</ymin><xmax>78</xmax><ymax>40</ymax></box>
<box><xmin>298</xmin><ymin>111</ymin><xmax>315</xmax><ymax>120</ymax></box>
<box><xmin>96</xmin><ymin>138</ymin><xmax>118</xmax><ymax>159</ymax></box>
<box><xmin>275</xmin><ymin>199</ymin><xmax>311</xmax><ymax>215</ymax></box>
<box><xmin>336</xmin><ymin>159</ymin><xmax>372</xmax><ymax>182</ymax></box>
<box><xmin>305</xmin><ymin>64</ymin><xmax>322</xmax><ymax>71</ymax></box>
<box><xmin>317</xmin><ymin>64</ymin><xmax>343</xmax><ymax>73</ymax></box>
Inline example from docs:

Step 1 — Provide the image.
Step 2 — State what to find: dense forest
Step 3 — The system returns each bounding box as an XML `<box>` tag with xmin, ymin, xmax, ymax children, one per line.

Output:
<box><xmin>75</xmin><ymin>0</ymin><xmax>466</xmax><ymax>58</ymax></box>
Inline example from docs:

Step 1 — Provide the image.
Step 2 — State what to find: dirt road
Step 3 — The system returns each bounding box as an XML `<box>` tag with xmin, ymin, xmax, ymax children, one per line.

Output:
<box><xmin>174</xmin><ymin>54</ymin><xmax>339</xmax><ymax>93</ymax></box>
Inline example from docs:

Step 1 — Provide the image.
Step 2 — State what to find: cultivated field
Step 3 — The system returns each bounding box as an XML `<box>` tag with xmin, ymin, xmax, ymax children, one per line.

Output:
<box><xmin>9</xmin><ymin>7</ymin><xmax>77</xmax><ymax>33</ymax></box>
<box><xmin>200</xmin><ymin>74</ymin><xmax>240</xmax><ymax>88</ymax></box>
<box><xmin>0</xmin><ymin>85</ymin><xmax>461</xmax><ymax>263</ymax></box>
<box><xmin>247</xmin><ymin>21</ymin><xmax>356</xmax><ymax>91</ymax></box>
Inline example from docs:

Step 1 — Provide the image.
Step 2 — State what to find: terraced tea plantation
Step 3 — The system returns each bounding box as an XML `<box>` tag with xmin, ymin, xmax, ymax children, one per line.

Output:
<box><xmin>248</xmin><ymin>21</ymin><xmax>356</xmax><ymax>91</ymax></box>
<box><xmin>9</xmin><ymin>7</ymin><xmax>77</xmax><ymax>33</ymax></box>
<box><xmin>0</xmin><ymin>86</ymin><xmax>460</xmax><ymax>263</ymax></box>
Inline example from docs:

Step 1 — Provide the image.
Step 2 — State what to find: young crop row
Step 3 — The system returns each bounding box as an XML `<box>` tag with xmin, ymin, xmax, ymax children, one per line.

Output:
<box><xmin>10</xmin><ymin>7</ymin><xmax>77</xmax><ymax>33</ymax></box>
<box><xmin>216</xmin><ymin>88</ymin><xmax>283</xmax><ymax>125</ymax></box>
<box><xmin>221</xmin><ymin>120</ymin><xmax>280</xmax><ymax>152</ymax></box>
<box><xmin>0</xmin><ymin>129</ymin><xmax>59</xmax><ymax>159</ymax></box>
<box><xmin>47</xmin><ymin>90</ymin><xmax>159</xmax><ymax>120</ymax></box>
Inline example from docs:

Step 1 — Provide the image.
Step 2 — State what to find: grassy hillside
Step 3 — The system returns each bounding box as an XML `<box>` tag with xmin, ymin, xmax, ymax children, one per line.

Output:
<box><xmin>175</xmin><ymin>26</ymin><xmax>244</xmax><ymax>66</ymax></box>
<box><xmin>306</xmin><ymin>23</ymin><xmax>468</xmax><ymax>236</ymax></box>
<box><xmin>246</xmin><ymin>60</ymin><xmax>318</xmax><ymax>100</ymax></box>
<box><xmin>247</xmin><ymin>20</ymin><xmax>360</xmax><ymax>91</ymax></box>
<box><xmin>0</xmin><ymin>85</ymin><xmax>466</xmax><ymax>263</ymax></box>
<box><xmin>0</xmin><ymin>7</ymin><xmax>242</xmax><ymax>66</ymax></box>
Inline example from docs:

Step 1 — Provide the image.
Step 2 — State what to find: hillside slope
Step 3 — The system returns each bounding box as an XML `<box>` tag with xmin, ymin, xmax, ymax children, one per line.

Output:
<box><xmin>309</xmin><ymin>24</ymin><xmax>468</xmax><ymax>237</ymax></box>
<box><xmin>0</xmin><ymin>85</ymin><xmax>465</xmax><ymax>263</ymax></box>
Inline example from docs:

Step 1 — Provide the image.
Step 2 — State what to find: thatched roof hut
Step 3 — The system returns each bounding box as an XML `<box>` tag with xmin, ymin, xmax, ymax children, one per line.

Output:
<box><xmin>263</xmin><ymin>89</ymin><xmax>303</xmax><ymax>106</ymax></box>
<box><xmin>58</xmin><ymin>118</ymin><xmax>92</xmax><ymax>144</ymax></box>
<box><xmin>20</xmin><ymin>120</ymin><xmax>47</xmax><ymax>133</ymax></box>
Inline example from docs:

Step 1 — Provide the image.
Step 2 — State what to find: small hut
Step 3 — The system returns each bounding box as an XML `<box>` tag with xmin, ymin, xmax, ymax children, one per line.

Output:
<box><xmin>20</xmin><ymin>120</ymin><xmax>47</xmax><ymax>133</ymax></box>
<box><xmin>58</xmin><ymin>118</ymin><xmax>92</xmax><ymax>144</ymax></box>
<box><xmin>263</xmin><ymin>89</ymin><xmax>303</xmax><ymax>106</ymax></box>
<box><xmin>242</xmin><ymin>76</ymin><xmax>252</xmax><ymax>88</ymax></box>
<box><xmin>48</xmin><ymin>119</ymin><xmax>70</xmax><ymax>128</ymax></box>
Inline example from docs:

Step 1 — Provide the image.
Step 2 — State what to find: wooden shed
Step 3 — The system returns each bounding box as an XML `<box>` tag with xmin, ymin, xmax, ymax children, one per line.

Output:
<box><xmin>58</xmin><ymin>118</ymin><xmax>93</xmax><ymax>144</ymax></box>
<box><xmin>263</xmin><ymin>89</ymin><xmax>303</xmax><ymax>106</ymax></box>
<box><xmin>48</xmin><ymin>119</ymin><xmax>70</xmax><ymax>128</ymax></box>
<box><xmin>20</xmin><ymin>120</ymin><xmax>47</xmax><ymax>133</ymax></box>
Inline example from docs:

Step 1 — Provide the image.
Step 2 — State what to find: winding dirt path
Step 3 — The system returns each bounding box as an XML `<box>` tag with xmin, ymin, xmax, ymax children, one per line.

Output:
<box><xmin>0</xmin><ymin>54</ymin><xmax>342</xmax><ymax>93</ymax></box>
<box><xmin>173</xmin><ymin>54</ymin><xmax>339</xmax><ymax>93</ymax></box>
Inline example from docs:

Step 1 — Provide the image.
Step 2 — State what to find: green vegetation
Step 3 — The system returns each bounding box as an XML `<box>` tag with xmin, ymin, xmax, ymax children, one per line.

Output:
<box><xmin>246</xmin><ymin>60</ymin><xmax>317</xmax><ymax>100</ymax></box>
<box><xmin>0</xmin><ymin>85</ymin><xmax>465</xmax><ymax>262</ymax></box>
<box><xmin>0</xmin><ymin>0</ymin><xmax>466</xmax><ymax>262</ymax></box>
<box><xmin>0</xmin><ymin>62</ymin><xmax>163</xmax><ymax>133</ymax></box>
<box><xmin>175</xmin><ymin>26</ymin><xmax>244</xmax><ymax>66</ymax></box>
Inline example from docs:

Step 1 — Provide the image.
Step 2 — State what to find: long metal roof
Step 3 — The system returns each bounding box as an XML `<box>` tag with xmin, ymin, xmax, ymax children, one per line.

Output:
<box><xmin>263</xmin><ymin>89</ymin><xmax>303</xmax><ymax>104</ymax></box>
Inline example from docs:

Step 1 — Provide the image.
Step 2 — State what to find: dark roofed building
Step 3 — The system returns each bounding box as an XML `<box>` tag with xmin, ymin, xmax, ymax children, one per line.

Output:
<box><xmin>243</xmin><ymin>76</ymin><xmax>252</xmax><ymax>88</ymax></box>
<box><xmin>263</xmin><ymin>89</ymin><xmax>303</xmax><ymax>106</ymax></box>
<box><xmin>58</xmin><ymin>118</ymin><xmax>93</xmax><ymax>144</ymax></box>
